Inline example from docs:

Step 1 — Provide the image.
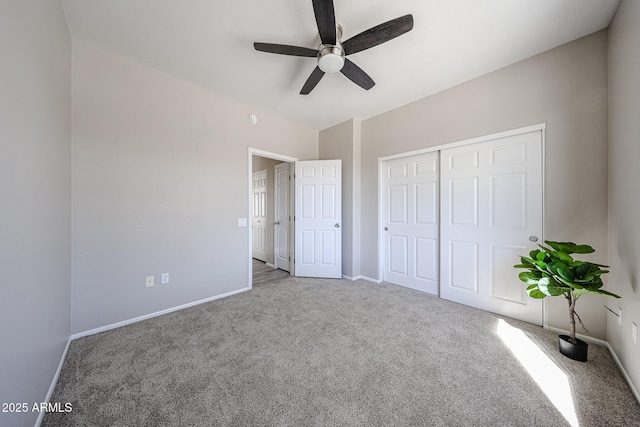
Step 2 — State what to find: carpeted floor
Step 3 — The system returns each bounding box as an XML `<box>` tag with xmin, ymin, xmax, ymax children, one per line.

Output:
<box><xmin>44</xmin><ymin>276</ymin><xmax>640</xmax><ymax>426</ymax></box>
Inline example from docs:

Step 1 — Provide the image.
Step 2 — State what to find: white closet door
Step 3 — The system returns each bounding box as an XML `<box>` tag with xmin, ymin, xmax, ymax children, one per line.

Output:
<box><xmin>294</xmin><ymin>160</ymin><xmax>342</xmax><ymax>278</ymax></box>
<box><xmin>382</xmin><ymin>152</ymin><xmax>439</xmax><ymax>294</ymax></box>
<box><xmin>440</xmin><ymin>130</ymin><xmax>543</xmax><ymax>325</ymax></box>
<box><xmin>252</xmin><ymin>170</ymin><xmax>267</xmax><ymax>262</ymax></box>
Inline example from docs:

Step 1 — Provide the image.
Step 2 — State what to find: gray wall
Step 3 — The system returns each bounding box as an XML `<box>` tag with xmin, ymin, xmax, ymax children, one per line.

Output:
<box><xmin>319</xmin><ymin>119</ymin><xmax>362</xmax><ymax>279</ymax></box>
<box><xmin>359</xmin><ymin>31</ymin><xmax>610</xmax><ymax>339</ymax></box>
<box><xmin>608</xmin><ymin>0</ymin><xmax>640</xmax><ymax>395</ymax></box>
<box><xmin>252</xmin><ymin>155</ymin><xmax>283</xmax><ymax>265</ymax></box>
<box><xmin>71</xmin><ymin>41</ymin><xmax>317</xmax><ymax>334</ymax></box>
<box><xmin>0</xmin><ymin>1</ymin><xmax>72</xmax><ymax>426</ymax></box>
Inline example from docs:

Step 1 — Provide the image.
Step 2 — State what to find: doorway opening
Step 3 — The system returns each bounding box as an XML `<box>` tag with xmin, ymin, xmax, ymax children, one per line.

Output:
<box><xmin>248</xmin><ymin>149</ymin><xmax>297</xmax><ymax>289</ymax></box>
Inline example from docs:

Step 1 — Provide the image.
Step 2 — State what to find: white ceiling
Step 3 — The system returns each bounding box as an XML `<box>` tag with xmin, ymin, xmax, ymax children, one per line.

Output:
<box><xmin>60</xmin><ymin>0</ymin><xmax>620</xmax><ymax>130</ymax></box>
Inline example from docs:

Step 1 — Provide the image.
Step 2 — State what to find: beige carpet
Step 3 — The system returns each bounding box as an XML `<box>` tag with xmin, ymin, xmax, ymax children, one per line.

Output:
<box><xmin>44</xmin><ymin>276</ymin><xmax>640</xmax><ymax>426</ymax></box>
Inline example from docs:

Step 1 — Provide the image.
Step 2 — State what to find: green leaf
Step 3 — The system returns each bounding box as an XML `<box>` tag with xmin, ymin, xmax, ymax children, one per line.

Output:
<box><xmin>556</xmin><ymin>263</ymin><xmax>575</xmax><ymax>282</ymax></box>
<box><xmin>527</xmin><ymin>288</ymin><xmax>547</xmax><ymax>299</ymax></box>
<box><xmin>573</xmin><ymin>288</ymin><xmax>621</xmax><ymax>298</ymax></box>
<box><xmin>598</xmin><ymin>289</ymin><xmax>622</xmax><ymax>298</ymax></box>
<box><xmin>554</xmin><ymin>275</ymin><xmax>584</xmax><ymax>289</ymax></box>
<box><xmin>556</xmin><ymin>252</ymin><xmax>574</xmax><ymax>264</ymax></box>
<box><xmin>571</xmin><ymin>244</ymin><xmax>595</xmax><ymax>254</ymax></box>
<box><xmin>536</xmin><ymin>251</ymin><xmax>547</xmax><ymax>262</ymax></box>
<box><xmin>518</xmin><ymin>272</ymin><xmax>539</xmax><ymax>283</ymax></box>
<box><xmin>536</xmin><ymin>277</ymin><xmax>567</xmax><ymax>297</ymax></box>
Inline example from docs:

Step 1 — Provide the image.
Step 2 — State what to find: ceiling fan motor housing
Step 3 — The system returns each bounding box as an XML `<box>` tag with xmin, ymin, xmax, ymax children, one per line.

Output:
<box><xmin>317</xmin><ymin>24</ymin><xmax>344</xmax><ymax>73</ymax></box>
<box><xmin>318</xmin><ymin>45</ymin><xmax>345</xmax><ymax>73</ymax></box>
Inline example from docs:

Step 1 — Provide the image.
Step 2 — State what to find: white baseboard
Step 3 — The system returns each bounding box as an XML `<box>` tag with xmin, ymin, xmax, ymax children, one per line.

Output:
<box><xmin>266</xmin><ymin>263</ymin><xmax>276</xmax><ymax>268</ymax></box>
<box><xmin>341</xmin><ymin>274</ymin><xmax>382</xmax><ymax>283</ymax></box>
<box><xmin>545</xmin><ymin>326</ymin><xmax>639</xmax><ymax>404</ymax></box>
<box><xmin>35</xmin><ymin>337</ymin><xmax>71</xmax><ymax>427</ymax></box>
<box><xmin>605</xmin><ymin>342</ymin><xmax>640</xmax><ymax>403</ymax></box>
<box><xmin>71</xmin><ymin>287</ymin><xmax>250</xmax><ymax>340</ymax></box>
<box><xmin>545</xmin><ymin>326</ymin><xmax>609</xmax><ymax>347</ymax></box>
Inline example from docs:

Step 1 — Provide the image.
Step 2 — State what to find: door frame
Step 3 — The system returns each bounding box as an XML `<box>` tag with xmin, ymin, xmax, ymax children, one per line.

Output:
<box><xmin>248</xmin><ymin>148</ymin><xmax>298</xmax><ymax>289</ymax></box>
<box><xmin>377</xmin><ymin>123</ymin><xmax>547</xmax><ymax>325</ymax></box>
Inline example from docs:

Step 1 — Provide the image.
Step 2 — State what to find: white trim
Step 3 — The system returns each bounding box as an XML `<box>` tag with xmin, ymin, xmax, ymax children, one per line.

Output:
<box><xmin>71</xmin><ymin>287</ymin><xmax>249</xmax><ymax>340</ymax></box>
<box><xmin>35</xmin><ymin>338</ymin><xmax>71</xmax><ymax>427</ymax></box>
<box><xmin>377</xmin><ymin>158</ymin><xmax>384</xmax><ymax>283</ymax></box>
<box><xmin>378</xmin><ymin>123</ymin><xmax>547</xmax><ymax>162</ymax></box>
<box><xmin>606</xmin><ymin>343</ymin><xmax>640</xmax><ymax>403</ymax></box>
<box><xmin>341</xmin><ymin>274</ymin><xmax>383</xmax><ymax>283</ymax></box>
<box><xmin>540</xmin><ymin>128</ymin><xmax>548</xmax><ymax>330</ymax></box>
<box><xmin>266</xmin><ymin>262</ymin><xmax>276</xmax><ymax>268</ymax></box>
<box><xmin>545</xmin><ymin>326</ymin><xmax>608</xmax><ymax>346</ymax></box>
<box><xmin>248</xmin><ymin>148</ymin><xmax>298</xmax><ymax>289</ymax></box>
<box><xmin>360</xmin><ymin>276</ymin><xmax>383</xmax><ymax>284</ymax></box>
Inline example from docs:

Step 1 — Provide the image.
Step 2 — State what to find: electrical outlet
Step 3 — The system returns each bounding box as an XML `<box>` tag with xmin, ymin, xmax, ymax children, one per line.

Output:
<box><xmin>633</xmin><ymin>323</ymin><xmax>638</xmax><ymax>345</ymax></box>
<box><xmin>618</xmin><ymin>307</ymin><xmax>622</xmax><ymax>326</ymax></box>
<box><xmin>161</xmin><ymin>273</ymin><xmax>169</xmax><ymax>284</ymax></box>
<box><xmin>145</xmin><ymin>276</ymin><xmax>154</xmax><ymax>288</ymax></box>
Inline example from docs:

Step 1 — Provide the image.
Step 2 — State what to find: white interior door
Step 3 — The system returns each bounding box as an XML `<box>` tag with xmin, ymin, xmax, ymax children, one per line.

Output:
<box><xmin>382</xmin><ymin>152</ymin><xmax>439</xmax><ymax>294</ymax></box>
<box><xmin>440</xmin><ymin>130</ymin><xmax>543</xmax><ymax>325</ymax></box>
<box><xmin>252</xmin><ymin>170</ymin><xmax>267</xmax><ymax>262</ymax></box>
<box><xmin>294</xmin><ymin>160</ymin><xmax>342</xmax><ymax>278</ymax></box>
<box><xmin>274</xmin><ymin>163</ymin><xmax>292</xmax><ymax>272</ymax></box>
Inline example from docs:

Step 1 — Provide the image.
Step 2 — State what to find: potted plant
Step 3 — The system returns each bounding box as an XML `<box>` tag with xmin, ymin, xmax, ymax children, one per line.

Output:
<box><xmin>514</xmin><ymin>240</ymin><xmax>620</xmax><ymax>362</ymax></box>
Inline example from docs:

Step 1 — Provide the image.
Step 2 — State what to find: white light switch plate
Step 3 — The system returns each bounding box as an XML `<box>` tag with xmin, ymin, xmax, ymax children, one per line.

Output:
<box><xmin>237</xmin><ymin>218</ymin><xmax>247</xmax><ymax>227</ymax></box>
<box><xmin>161</xmin><ymin>273</ymin><xmax>169</xmax><ymax>284</ymax></box>
<box><xmin>145</xmin><ymin>276</ymin><xmax>154</xmax><ymax>288</ymax></box>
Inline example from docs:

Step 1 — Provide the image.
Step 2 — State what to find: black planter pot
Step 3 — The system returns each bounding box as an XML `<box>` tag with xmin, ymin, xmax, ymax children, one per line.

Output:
<box><xmin>558</xmin><ymin>335</ymin><xmax>588</xmax><ymax>362</ymax></box>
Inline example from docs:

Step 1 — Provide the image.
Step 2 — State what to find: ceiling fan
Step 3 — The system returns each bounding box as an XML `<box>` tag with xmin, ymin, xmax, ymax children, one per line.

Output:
<box><xmin>253</xmin><ymin>0</ymin><xmax>414</xmax><ymax>95</ymax></box>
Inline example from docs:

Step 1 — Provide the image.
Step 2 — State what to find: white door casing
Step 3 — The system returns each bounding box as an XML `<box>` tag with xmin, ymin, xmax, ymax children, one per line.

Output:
<box><xmin>252</xmin><ymin>170</ymin><xmax>267</xmax><ymax>262</ymax></box>
<box><xmin>439</xmin><ymin>130</ymin><xmax>543</xmax><ymax>325</ymax></box>
<box><xmin>382</xmin><ymin>152</ymin><xmax>439</xmax><ymax>294</ymax></box>
<box><xmin>294</xmin><ymin>160</ymin><xmax>342</xmax><ymax>278</ymax></box>
<box><xmin>274</xmin><ymin>163</ymin><xmax>292</xmax><ymax>272</ymax></box>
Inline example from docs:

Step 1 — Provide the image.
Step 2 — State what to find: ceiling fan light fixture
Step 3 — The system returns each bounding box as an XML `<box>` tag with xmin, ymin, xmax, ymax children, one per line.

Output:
<box><xmin>318</xmin><ymin>45</ymin><xmax>345</xmax><ymax>73</ymax></box>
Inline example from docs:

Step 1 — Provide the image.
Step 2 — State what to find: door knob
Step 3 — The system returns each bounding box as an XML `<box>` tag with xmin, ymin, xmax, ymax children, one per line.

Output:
<box><xmin>529</xmin><ymin>236</ymin><xmax>539</xmax><ymax>242</ymax></box>
<box><xmin>275</xmin><ymin>221</ymin><xmax>280</xmax><ymax>225</ymax></box>
<box><xmin>335</xmin><ymin>223</ymin><xmax>340</xmax><ymax>228</ymax></box>
<box><xmin>384</xmin><ymin>227</ymin><xmax>388</xmax><ymax>231</ymax></box>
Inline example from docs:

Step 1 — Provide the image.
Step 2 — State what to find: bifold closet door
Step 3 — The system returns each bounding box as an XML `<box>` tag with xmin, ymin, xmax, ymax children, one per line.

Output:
<box><xmin>440</xmin><ymin>130</ymin><xmax>543</xmax><ymax>325</ymax></box>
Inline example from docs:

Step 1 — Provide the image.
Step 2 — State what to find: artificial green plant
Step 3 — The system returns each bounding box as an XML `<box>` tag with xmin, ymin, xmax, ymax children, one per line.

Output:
<box><xmin>514</xmin><ymin>240</ymin><xmax>620</xmax><ymax>344</ymax></box>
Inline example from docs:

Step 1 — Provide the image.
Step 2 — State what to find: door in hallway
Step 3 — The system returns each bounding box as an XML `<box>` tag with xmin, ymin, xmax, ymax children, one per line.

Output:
<box><xmin>252</xmin><ymin>170</ymin><xmax>267</xmax><ymax>262</ymax></box>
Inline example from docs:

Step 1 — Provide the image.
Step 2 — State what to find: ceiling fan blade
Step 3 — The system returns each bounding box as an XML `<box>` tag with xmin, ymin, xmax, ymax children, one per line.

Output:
<box><xmin>300</xmin><ymin>66</ymin><xmax>326</xmax><ymax>95</ymax></box>
<box><xmin>340</xmin><ymin>59</ymin><xmax>375</xmax><ymax>90</ymax></box>
<box><xmin>342</xmin><ymin>14</ymin><xmax>414</xmax><ymax>56</ymax></box>
<box><xmin>254</xmin><ymin>43</ymin><xmax>318</xmax><ymax>57</ymax></box>
<box><xmin>312</xmin><ymin>0</ymin><xmax>336</xmax><ymax>45</ymax></box>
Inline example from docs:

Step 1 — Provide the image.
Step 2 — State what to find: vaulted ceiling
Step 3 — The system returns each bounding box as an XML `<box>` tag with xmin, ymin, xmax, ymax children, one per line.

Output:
<box><xmin>60</xmin><ymin>0</ymin><xmax>620</xmax><ymax>130</ymax></box>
